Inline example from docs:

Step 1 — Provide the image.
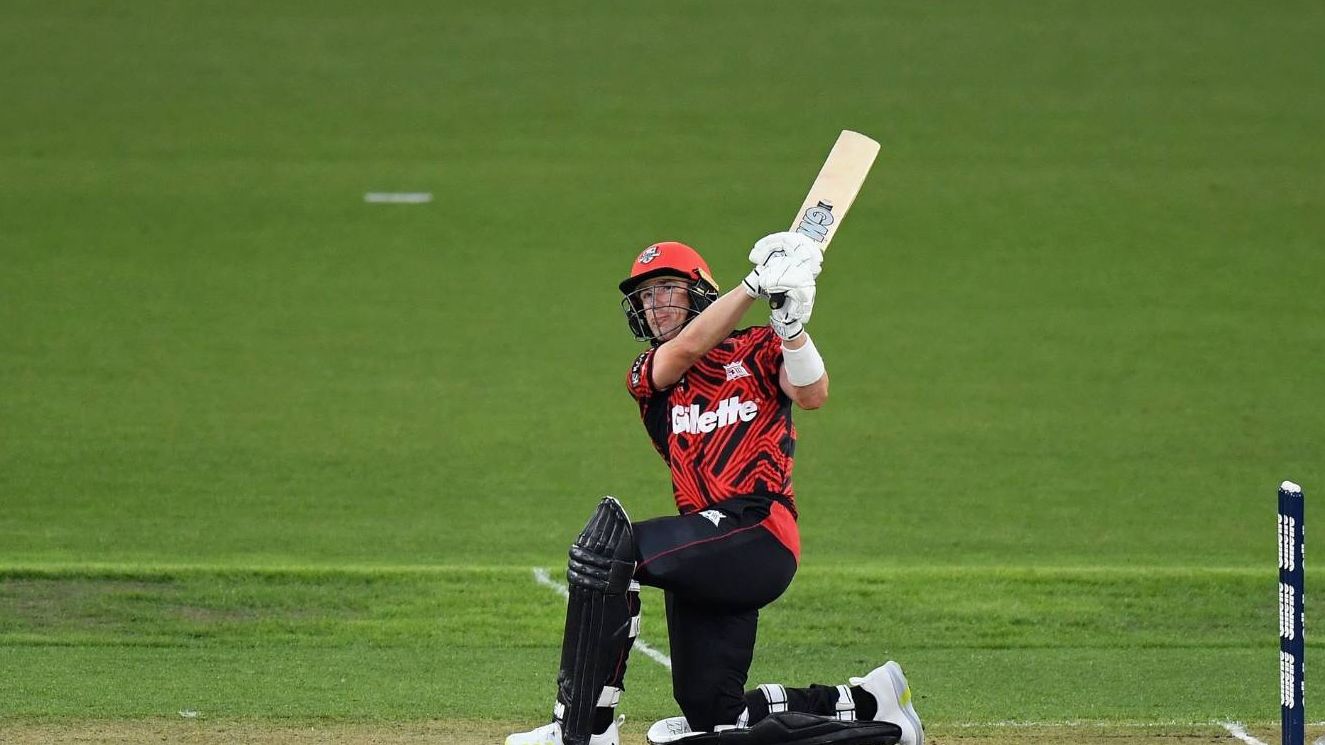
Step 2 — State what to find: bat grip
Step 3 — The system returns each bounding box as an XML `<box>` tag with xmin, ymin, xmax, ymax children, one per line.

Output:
<box><xmin>769</xmin><ymin>292</ymin><xmax>787</xmax><ymax>310</ymax></box>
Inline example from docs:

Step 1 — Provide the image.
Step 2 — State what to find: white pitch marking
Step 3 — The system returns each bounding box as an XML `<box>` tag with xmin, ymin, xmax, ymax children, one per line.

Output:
<box><xmin>1221</xmin><ymin>722</ymin><xmax>1269</xmax><ymax>745</ymax></box>
<box><xmin>363</xmin><ymin>192</ymin><xmax>433</xmax><ymax>204</ymax></box>
<box><xmin>532</xmin><ymin>567</ymin><xmax>673</xmax><ymax>670</ymax></box>
<box><xmin>951</xmin><ymin>720</ymin><xmax>1208</xmax><ymax>729</ymax></box>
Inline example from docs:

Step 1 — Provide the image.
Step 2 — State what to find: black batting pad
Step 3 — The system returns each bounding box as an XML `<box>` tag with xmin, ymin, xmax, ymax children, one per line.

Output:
<box><xmin>680</xmin><ymin>713</ymin><xmax>901</xmax><ymax>745</ymax></box>
<box><xmin>558</xmin><ymin>498</ymin><xmax>637</xmax><ymax>745</ymax></box>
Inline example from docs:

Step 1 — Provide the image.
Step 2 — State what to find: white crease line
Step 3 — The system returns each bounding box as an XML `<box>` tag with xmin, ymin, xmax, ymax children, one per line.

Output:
<box><xmin>956</xmin><ymin>721</ymin><xmax>1285</xmax><ymax>734</ymax></box>
<box><xmin>532</xmin><ymin>567</ymin><xmax>673</xmax><ymax>670</ymax></box>
<box><xmin>954</xmin><ymin>721</ymin><xmax>1192</xmax><ymax>728</ymax></box>
<box><xmin>953</xmin><ymin>720</ymin><xmax>1214</xmax><ymax>729</ymax></box>
<box><xmin>1221</xmin><ymin>722</ymin><xmax>1269</xmax><ymax>745</ymax></box>
<box><xmin>532</xmin><ymin>566</ymin><xmax>571</xmax><ymax>598</ymax></box>
<box><xmin>363</xmin><ymin>192</ymin><xmax>433</xmax><ymax>204</ymax></box>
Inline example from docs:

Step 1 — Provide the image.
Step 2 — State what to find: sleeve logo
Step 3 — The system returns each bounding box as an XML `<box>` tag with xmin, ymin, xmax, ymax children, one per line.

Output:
<box><xmin>630</xmin><ymin>352</ymin><xmax>648</xmax><ymax>387</ymax></box>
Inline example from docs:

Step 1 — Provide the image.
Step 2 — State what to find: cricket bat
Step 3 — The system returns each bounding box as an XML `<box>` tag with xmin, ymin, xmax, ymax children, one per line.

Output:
<box><xmin>771</xmin><ymin>130</ymin><xmax>880</xmax><ymax>308</ymax></box>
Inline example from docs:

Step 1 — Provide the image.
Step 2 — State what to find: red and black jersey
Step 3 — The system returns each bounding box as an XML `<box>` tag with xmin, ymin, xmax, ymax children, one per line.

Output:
<box><xmin>626</xmin><ymin>326</ymin><xmax>798</xmax><ymax>516</ymax></box>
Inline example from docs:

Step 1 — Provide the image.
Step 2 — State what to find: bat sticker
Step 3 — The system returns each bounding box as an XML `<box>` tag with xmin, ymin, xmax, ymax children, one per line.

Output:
<box><xmin>794</xmin><ymin>201</ymin><xmax>835</xmax><ymax>242</ymax></box>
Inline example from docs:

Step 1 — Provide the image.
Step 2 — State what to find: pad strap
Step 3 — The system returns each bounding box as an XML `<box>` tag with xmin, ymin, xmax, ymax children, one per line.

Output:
<box><xmin>834</xmin><ymin>685</ymin><xmax>856</xmax><ymax>721</ymax></box>
<box><xmin>628</xmin><ymin>581</ymin><xmax>642</xmax><ymax>639</ymax></box>
<box><xmin>758</xmin><ymin>684</ymin><xmax>789</xmax><ymax>714</ymax></box>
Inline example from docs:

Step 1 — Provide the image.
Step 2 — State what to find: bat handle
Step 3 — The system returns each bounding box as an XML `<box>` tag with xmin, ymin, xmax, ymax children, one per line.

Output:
<box><xmin>769</xmin><ymin>292</ymin><xmax>786</xmax><ymax>310</ymax></box>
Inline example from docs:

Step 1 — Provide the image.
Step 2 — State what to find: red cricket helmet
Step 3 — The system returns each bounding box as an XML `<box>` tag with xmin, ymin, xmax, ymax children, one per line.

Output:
<box><xmin>618</xmin><ymin>241</ymin><xmax>719</xmax><ymax>295</ymax></box>
<box><xmin>619</xmin><ymin>242</ymin><xmax>721</xmax><ymax>343</ymax></box>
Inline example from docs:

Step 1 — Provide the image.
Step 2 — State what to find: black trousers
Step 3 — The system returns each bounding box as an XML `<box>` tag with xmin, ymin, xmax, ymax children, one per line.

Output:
<box><xmin>632</xmin><ymin>496</ymin><xmax>801</xmax><ymax>731</ymax></box>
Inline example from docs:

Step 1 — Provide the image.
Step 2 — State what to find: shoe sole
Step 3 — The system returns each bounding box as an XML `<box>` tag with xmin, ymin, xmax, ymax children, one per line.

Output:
<box><xmin>884</xmin><ymin>662</ymin><xmax>924</xmax><ymax>745</ymax></box>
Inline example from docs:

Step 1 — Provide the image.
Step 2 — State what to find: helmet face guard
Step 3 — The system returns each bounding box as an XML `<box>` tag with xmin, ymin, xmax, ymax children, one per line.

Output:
<box><xmin>621</xmin><ymin>280</ymin><xmax>719</xmax><ymax>344</ymax></box>
<box><xmin>619</xmin><ymin>242</ymin><xmax>720</xmax><ymax>345</ymax></box>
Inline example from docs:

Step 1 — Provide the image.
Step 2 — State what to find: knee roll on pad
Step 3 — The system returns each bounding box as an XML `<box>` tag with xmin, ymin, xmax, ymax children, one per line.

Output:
<box><xmin>558</xmin><ymin>497</ymin><xmax>638</xmax><ymax>745</ymax></box>
<box><xmin>567</xmin><ymin>496</ymin><xmax>636</xmax><ymax>593</ymax></box>
<box><xmin>678</xmin><ymin>712</ymin><xmax>900</xmax><ymax>745</ymax></box>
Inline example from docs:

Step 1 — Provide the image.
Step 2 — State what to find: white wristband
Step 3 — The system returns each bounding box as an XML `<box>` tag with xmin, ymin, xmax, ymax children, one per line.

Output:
<box><xmin>781</xmin><ymin>334</ymin><xmax>825</xmax><ymax>387</ymax></box>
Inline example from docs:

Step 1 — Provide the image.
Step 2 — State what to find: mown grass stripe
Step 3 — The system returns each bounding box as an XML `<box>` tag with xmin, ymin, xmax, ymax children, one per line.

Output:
<box><xmin>0</xmin><ymin>563</ymin><xmax>1272</xmax><ymax>578</ymax></box>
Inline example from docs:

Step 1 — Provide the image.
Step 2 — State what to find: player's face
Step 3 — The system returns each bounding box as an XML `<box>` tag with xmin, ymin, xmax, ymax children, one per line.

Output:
<box><xmin>638</xmin><ymin>277</ymin><xmax>691</xmax><ymax>342</ymax></box>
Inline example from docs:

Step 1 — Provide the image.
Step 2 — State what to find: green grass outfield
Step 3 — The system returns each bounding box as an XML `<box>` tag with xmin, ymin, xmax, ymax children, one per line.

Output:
<box><xmin>2</xmin><ymin>0</ymin><xmax>1323</xmax><ymax>739</ymax></box>
<box><xmin>0</xmin><ymin>564</ymin><xmax>1306</xmax><ymax>724</ymax></box>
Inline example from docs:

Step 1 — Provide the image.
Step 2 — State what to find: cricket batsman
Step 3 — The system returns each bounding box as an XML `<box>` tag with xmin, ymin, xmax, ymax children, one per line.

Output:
<box><xmin>507</xmin><ymin>234</ymin><xmax>923</xmax><ymax>745</ymax></box>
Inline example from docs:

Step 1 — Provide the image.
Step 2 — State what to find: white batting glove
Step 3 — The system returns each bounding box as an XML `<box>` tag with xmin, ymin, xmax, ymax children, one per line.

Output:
<box><xmin>750</xmin><ymin>231</ymin><xmax>825</xmax><ymax>273</ymax></box>
<box><xmin>770</xmin><ymin>285</ymin><xmax>815</xmax><ymax>340</ymax></box>
<box><xmin>743</xmin><ymin>231</ymin><xmax>824</xmax><ymax>297</ymax></box>
<box><xmin>742</xmin><ymin>264</ymin><xmax>770</xmax><ymax>298</ymax></box>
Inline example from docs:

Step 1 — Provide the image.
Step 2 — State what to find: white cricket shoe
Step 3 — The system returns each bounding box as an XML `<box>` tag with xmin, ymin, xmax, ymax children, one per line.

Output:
<box><xmin>850</xmin><ymin>661</ymin><xmax>924</xmax><ymax>745</ymax></box>
<box><xmin>646</xmin><ymin>715</ymin><xmax>704</xmax><ymax>744</ymax></box>
<box><xmin>506</xmin><ymin>718</ymin><xmax>622</xmax><ymax>745</ymax></box>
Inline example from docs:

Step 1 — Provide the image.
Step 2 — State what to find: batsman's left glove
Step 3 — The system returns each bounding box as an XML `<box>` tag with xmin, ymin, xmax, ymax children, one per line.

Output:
<box><xmin>770</xmin><ymin>285</ymin><xmax>815</xmax><ymax>341</ymax></box>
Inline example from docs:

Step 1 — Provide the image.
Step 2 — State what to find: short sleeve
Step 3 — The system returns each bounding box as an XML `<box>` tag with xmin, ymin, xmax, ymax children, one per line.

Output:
<box><xmin>626</xmin><ymin>348</ymin><xmax>657</xmax><ymax>400</ymax></box>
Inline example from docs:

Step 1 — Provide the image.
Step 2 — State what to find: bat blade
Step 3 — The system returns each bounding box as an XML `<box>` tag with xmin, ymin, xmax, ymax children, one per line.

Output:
<box><xmin>770</xmin><ymin>130</ymin><xmax>880</xmax><ymax>309</ymax></box>
<box><xmin>789</xmin><ymin>130</ymin><xmax>880</xmax><ymax>252</ymax></box>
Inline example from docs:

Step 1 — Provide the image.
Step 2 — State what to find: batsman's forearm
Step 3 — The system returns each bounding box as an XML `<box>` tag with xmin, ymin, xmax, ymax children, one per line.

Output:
<box><xmin>671</xmin><ymin>288</ymin><xmax>756</xmax><ymax>360</ymax></box>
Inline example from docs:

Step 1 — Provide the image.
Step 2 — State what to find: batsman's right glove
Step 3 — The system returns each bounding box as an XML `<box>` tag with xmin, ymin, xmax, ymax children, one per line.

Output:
<box><xmin>743</xmin><ymin>231</ymin><xmax>824</xmax><ymax>298</ymax></box>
